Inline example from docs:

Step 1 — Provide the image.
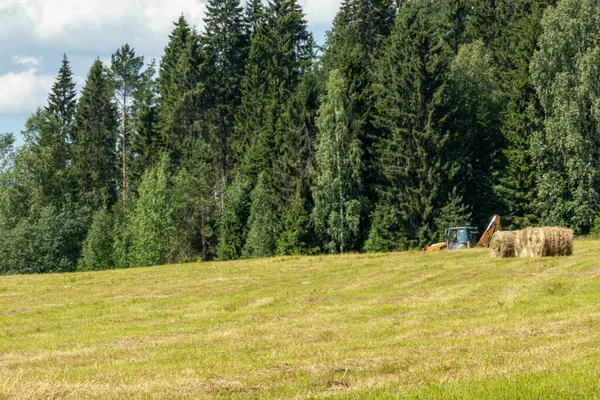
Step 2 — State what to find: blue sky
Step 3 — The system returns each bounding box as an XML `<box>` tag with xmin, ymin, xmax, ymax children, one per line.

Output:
<box><xmin>0</xmin><ymin>0</ymin><xmax>338</xmax><ymax>145</ymax></box>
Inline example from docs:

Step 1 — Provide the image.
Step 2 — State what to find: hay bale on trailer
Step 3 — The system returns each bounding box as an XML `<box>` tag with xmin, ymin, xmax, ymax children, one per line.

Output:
<box><xmin>490</xmin><ymin>231</ymin><xmax>517</xmax><ymax>258</ymax></box>
<box><xmin>514</xmin><ymin>227</ymin><xmax>574</xmax><ymax>258</ymax></box>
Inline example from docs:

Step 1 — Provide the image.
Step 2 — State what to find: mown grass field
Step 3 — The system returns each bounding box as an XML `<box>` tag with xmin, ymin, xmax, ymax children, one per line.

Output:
<box><xmin>2</xmin><ymin>241</ymin><xmax>600</xmax><ymax>399</ymax></box>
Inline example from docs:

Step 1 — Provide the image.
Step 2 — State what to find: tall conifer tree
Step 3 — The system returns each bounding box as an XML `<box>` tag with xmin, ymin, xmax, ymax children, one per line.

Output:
<box><xmin>46</xmin><ymin>54</ymin><xmax>77</xmax><ymax>142</ymax></box>
<box><xmin>157</xmin><ymin>16</ymin><xmax>198</xmax><ymax>166</ymax></box>
<box><xmin>72</xmin><ymin>60</ymin><xmax>119</xmax><ymax>211</ymax></box>
<box><xmin>202</xmin><ymin>0</ymin><xmax>249</xmax><ymax>182</ymax></box>
<box><xmin>111</xmin><ymin>44</ymin><xmax>155</xmax><ymax>204</ymax></box>
<box><xmin>245</xmin><ymin>0</ymin><xmax>264</xmax><ymax>38</ymax></box>
<box><xmin>369</xmin><ymin>0</ymin><xmax>469</xmax><ymax>249</ymax></box>
<box><xmin>235</xmin><ymin>0</ymin><xmax>312</xmax><ymax>178</ymax></box>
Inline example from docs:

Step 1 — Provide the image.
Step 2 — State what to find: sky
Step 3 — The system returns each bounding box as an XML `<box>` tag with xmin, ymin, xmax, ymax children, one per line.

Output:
<box><xmin>0</xmin><ymin>0</ymin><xmax>341</xmax><ymax>145</ymax></box>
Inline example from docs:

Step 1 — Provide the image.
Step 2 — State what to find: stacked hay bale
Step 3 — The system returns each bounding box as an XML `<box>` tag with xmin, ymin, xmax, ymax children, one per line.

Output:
<box><xmin>515</xmin><ymin>227</ymin><xmax>573</xmax><ymax>258</ymax></box>
<box><xmin>491</xmin><ymin>227</ymin><xmax>574</xmax><ymax>258</ymax></box>
<box><xmin>491</xmin><ymin>231</ymin><xmax>517</xmax><ymax>258</ymax></box>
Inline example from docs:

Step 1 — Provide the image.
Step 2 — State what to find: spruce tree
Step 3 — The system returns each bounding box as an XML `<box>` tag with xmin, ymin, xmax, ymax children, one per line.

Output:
<box><xmin>129</xmin><ymin>80</ymin><xmax>161</xmax><ymax>194</ymax></box>
<box><xmin>277</xmin><ymin>178</ymin><xmax>312</xmax><ymax>255</ymax></box>
<box><xmin>243</xmin><ymin>172</ymin><xmax>280</xmax><ymax>258</ymax></box>
<box><xmin>494</xmin><ymin>0</ymin><xmax>555</xmax><ymax>229</ymax></box>
<box><xmin>245</xmin><ymin>0</ymin><xmax>264</xmax><ymax>38</ymax></box>
<box><xmin>271</xmin><ymin>65</ymin><xmax>322</xmax><ymax>223</ymax></box>
<box><xmin>158</xmin><ymin>16</ymin><xmax>194</xmax><ymax>116</ymax></box>
<box><xmin>46</xmin><ymin>54</ymin><xmax>77</xmax><ymax>142</ymax></box>
<box><xmin>369</xmin><ymin>0</ymin><xmax>467</xmax><ymax>249</ymax></box>
<box><xmin>444</xmin><ymin>40</ymin><xmax>503</xmax><ymax>228</ymax></box>
<box><xmin>157</xmin><ymin>16</ymin><xmax>200</xmax><ymax>167</ymax></box>
<box><xmin>202</xmin><ymin>0</ymin><xmax>249</xmax><ymax>182</ymax></box>
<box><xmin>432</xmin><ymin>189</ymin><xmax>473</xmax><ymax>243</ymax></box>
<box><xmin>235</xmin><ymin>0</ymin><xmax>313</xmax><ymax>178</ymax></box>
<box><xmin>164</xmin><ymin>31</ymin><xmax>205</xmax><ymax>168</ymax></box>
<box><xmin>217</xmin><ymin>174</ymin><xmax>252</xmax><ymax>260</ymax></box>
<box><xmin>72</xmin><ymin>59</ymin><xmax>119</xmax><ymax>211</ymax></box>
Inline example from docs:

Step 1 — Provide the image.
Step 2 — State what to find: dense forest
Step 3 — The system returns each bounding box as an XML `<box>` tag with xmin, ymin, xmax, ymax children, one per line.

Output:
<box><xmin>1</xmin><ymin>0</ymin><xmax>599</xmax><ymax>274</ymax></box>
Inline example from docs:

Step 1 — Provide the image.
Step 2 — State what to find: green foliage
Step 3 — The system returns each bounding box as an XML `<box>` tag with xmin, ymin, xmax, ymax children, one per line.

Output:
<box><xmin>21</xmin><ymin>110</ymin><xmax>73</xmax><ymax>210</ymax></box>
<box><xmin>0</xmin><ymin>205</ymin><xmax>89</xmax><ymax>275</ymax></box>
<box><xmin>217</xmin><ymin>174</ymin><xmax>252</xmax><ymax>260</ymax></box>
<box><xmin>312</xmin><ymin>69</ymin><xmax>363</xmax><ymax>253</ymax></box>
<box><xmin>170</xmin><ymin>142</ymin><xmax>218</xmax><ymax>262</ymax></box>
<box><xmin>129</xmin><ymin>79</ymin><xmax>161</xmax><ymax>194</ymax></box>
<box><xmin>364</xmin><ymin>202</ymin><xmax>404</xmax><ymax>253</ymax></box>
<box><xmin>445</xmin><ymin>40</ymin><xmax>503</xmax><ymax>227</ymax></box>
<box><xmin>202</xmin><ymin>0</ymin><xmax>249</xmax><ymax>181</ymax></box>
<box><xmin>277</xmin><ymin>179</ymin><xmax>312</xmax><ymax>256</ymax></box>
<box><xmin>167</xmin><ymin>37</ymin><xmax>206</xmax><ymax>169</ymax></box>
<box><xmin>531</xmin><ymin>0</ymin><xmax>600</xmax><ymax>234</ymax></box>
<box><xmin>371</xmin><ymin>0</ymin><xmax>461</xmax><ymax>248</ymax></box>
<box><xmin>79</xmin><ymin>208</ymin><xmax>115</xmax><ymax>271</ymax></box>
<box><xmin>321</xmin><ymin>0</ymin><xmax>397</xmax><ymax>210</ymax></box>
<box><xmin>45</xmin><ymin>54</ymin><xmax>77</xmax><ymax>141</ymax></box>
<box><xmin>474</xmin><ymin>0</ymin><xmax>554</xmax><ymax>230</ymax></box>
<box><xmin>111</xmin><ymin>44</ymin><xmax>155</xmax><ymax>203</ymax></box>
<box><xmin>157</xmin><ymin>16</ymin><xmax>194</xmax><ymax>126</ymax></box>
<box><xmin>0</xmin><ymin>170</ymin><xmax>30</xmax><ymax>232</ymax></box>
<box><xmin>157</xmin><ymin>17</ymin><xmax>205</xmax><ymax>169</ymax></box>
<box><xmin>126</xmin><ymin>156</ymin><xmax>176</xmax><ymax>268</ymax></box>
<box><xmin>272</xmin><ymin>66</ymin><xmax>323</xmax><ymax>203</ymax></box>
<box><xmin>243</xmin><ymin>172</ymin><xmax>280</xmax><ymax>258</ymax></box>
<box><xmin>234</xmin><ymin>0</ymin><xmax>313</xmax><ymax>178</ymax></box>
<box><xmin>245</xmin><ymin>0</ymin><xmax>264</xmax><ymax>37</ymax></box>
<box><xmin>112</xmin><ymin>201</ymin><xmax>134</xmax><ymax>269</ymax></box>
<box><xmin>5</xmin><ymin>1</ymin><xmax>599</xmax><ymax>273</ymax></box>
<box><xmin>590</xmin><ymin>217</ymin><xmax>600</xmax><ymax>238</ymax></box>
<box><xmin>433</xmin><ymin>189</ymin><xmax>473</xmax><ymax>242</ymax></box>
<box><xmin>72</xmin><ymin>59</ymin><xmax>119</xmax><ymax>211</ymax></box>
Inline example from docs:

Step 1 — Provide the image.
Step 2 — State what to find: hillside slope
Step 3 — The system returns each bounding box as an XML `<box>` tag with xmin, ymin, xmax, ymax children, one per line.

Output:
<box><xmin>2</xmin><ymin>241</ymin><xmax>600</xmax><ymax>399</ymax></box>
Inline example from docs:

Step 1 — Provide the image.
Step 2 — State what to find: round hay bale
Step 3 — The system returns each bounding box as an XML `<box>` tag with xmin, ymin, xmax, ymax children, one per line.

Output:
<box><xmin>490</xmin><ymin>231</ymin><xmax>517</xmax><ymax>258</ymax></box>
<box><xmin>543</xmin><ymin>227</ymin><xmax>574</xmax><ymax>257</ymax></box>
<box><xmin>515</xmin><ymin>229</ymin><xmax>533</xmax><ymax>258</ymax></box>
<box><xmin>515</xmin><ymin>227</ymin><xmax>574</xmax><ymax>258</ymax></box>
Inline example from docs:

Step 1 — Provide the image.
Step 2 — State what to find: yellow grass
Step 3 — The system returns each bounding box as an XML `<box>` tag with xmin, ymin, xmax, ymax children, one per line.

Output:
<box><xmin>2</xmin><ymin>240</ymin><xmax>600</xmax><ymax>399</ymax></box>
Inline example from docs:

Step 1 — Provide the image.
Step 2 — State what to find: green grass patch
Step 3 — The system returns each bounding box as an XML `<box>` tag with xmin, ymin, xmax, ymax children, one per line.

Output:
<box><xmin>1</xmin><ymin>241</ymin><xmax>600</xmax><ymax>398</ymax></box>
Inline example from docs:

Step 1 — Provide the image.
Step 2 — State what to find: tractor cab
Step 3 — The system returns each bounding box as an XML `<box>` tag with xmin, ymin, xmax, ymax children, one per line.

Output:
<box><xmin>445</xmin><ymin>227</ymin><xmax>479</xmax><ymax>250</ymax></box>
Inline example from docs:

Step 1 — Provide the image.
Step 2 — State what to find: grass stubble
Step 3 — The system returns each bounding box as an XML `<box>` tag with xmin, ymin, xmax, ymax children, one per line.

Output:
<box><xmin>1</xmin><ymin>240</ymin><xmax>600</xmax><ymax>399</ymax></box>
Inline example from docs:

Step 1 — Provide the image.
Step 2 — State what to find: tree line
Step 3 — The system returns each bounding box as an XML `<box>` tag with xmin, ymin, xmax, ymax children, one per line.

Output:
<box><xmin>1</xmin><ymin>0</ymin><xmax>597</xmax><ymax>274</ymax></box>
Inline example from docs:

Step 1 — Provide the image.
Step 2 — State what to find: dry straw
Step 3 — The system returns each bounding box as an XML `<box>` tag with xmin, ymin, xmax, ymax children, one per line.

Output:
<box><xmin>491</xmin><ymin>231</ymin><xmax>517</xmax><ymax>258</ymax></box>
<box><xmin>514</xmin><ymin>227</ymin><xmax>574</xmax><ymax>258</ymax></box>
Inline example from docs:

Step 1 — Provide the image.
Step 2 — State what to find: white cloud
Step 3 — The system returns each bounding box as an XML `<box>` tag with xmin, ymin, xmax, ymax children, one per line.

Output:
<box><xmin>0</xmin><ymin>0</ymin><xmax>342</xmax><ymax>117</ymax></box>
<box><xmin>11</xmin><ymin>55</ymin><xmax>41</xmax><ymax>68</ymax></box>
<box><xmin>0</xmin><ymin>0</ymin><xmax>208</xmax><ymax>54</ymax></box>
<box><xmin>301</xmin><ymin>0</ymin><xmax>342</xmax><ymax>26</ymax></box>
<box><xmin>0</xmin><ymin>56</ymin><xmax>54</xmax><ymax>115</ymax></box>
<box><xmin>0</xmin><ymin>1</ymin><xmax>340</xmax><ymax>54</ymax></box>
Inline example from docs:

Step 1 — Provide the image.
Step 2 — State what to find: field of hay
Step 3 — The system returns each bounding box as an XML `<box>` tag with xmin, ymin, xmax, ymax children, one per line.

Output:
<box><xmin>2</xmin><ymin>240</ymin><xmax>600</xmax><ymax>399</ymax></box>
